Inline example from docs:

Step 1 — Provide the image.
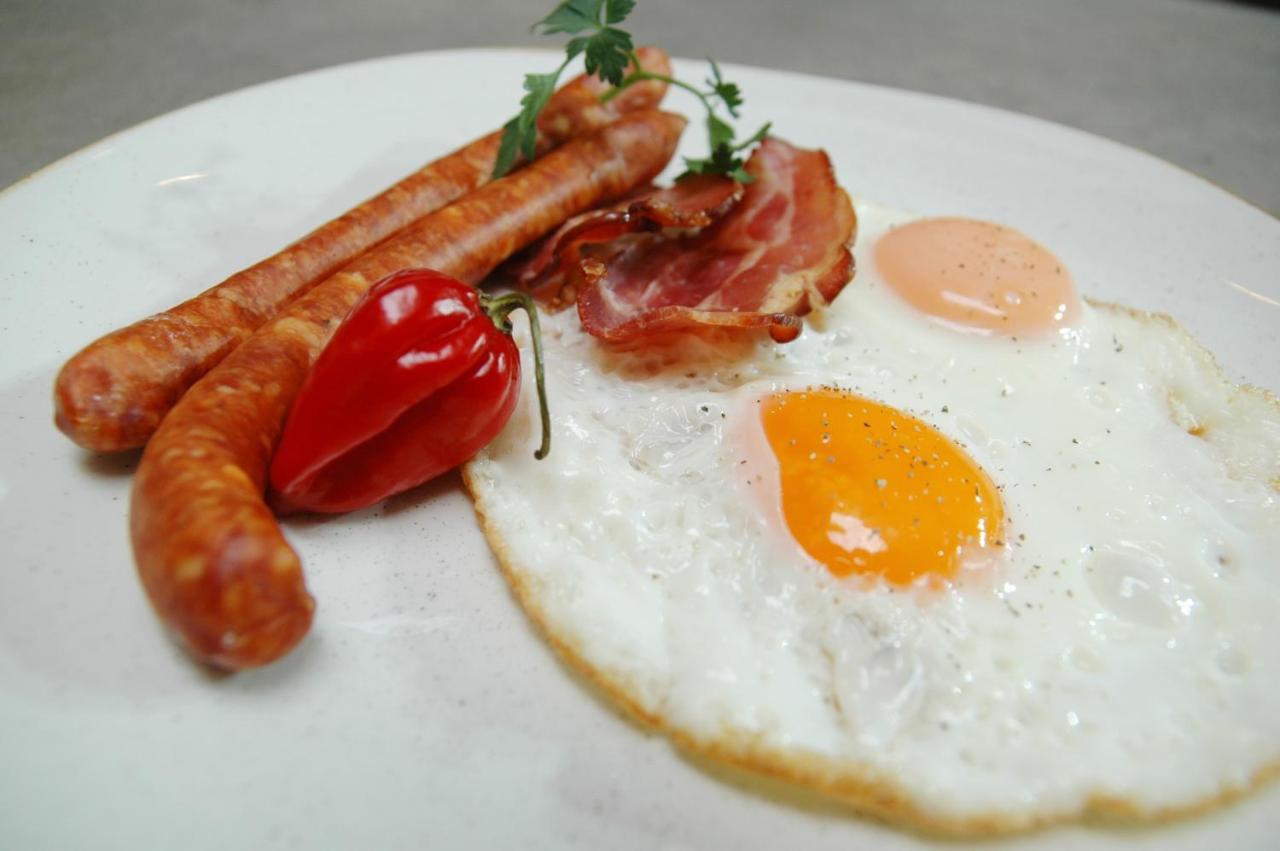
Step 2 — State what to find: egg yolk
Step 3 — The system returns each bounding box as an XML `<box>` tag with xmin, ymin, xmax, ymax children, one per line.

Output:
<box><xmin>761</xmin><ymin>390</ymin><xmax>1003</xmax><ymax>584</ymax></box>
<box><xmin>874</xmin><ymin>217</ymin><xmax>1080</xmax><ymax>336</ymax></box>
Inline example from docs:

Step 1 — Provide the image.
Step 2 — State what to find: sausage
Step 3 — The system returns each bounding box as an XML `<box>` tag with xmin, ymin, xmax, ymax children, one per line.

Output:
<box><xmin>130</xmin><ymin>109</ymin><xmax>688</xmax><ymax>670</ymax></box>
<box><xmin>55</xmin><ymin>48</ymin><xmax>672</xmax><ymax>452</ymax></box>
<box><xmin>538</xmin><ymin>46</ymin><xmax>672</xmax><ymax>141</ymax></box>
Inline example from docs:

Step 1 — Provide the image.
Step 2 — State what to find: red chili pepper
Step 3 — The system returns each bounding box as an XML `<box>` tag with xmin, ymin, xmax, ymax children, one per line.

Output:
<box><xmin>268</xmin><ymin>268</ymin><xmax>550</xmax><ymax>513</ymax></box>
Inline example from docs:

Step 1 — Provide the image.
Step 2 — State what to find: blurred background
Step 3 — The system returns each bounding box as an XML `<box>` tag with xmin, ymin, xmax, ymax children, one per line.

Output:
<box><xmin>2</xmin><ymin>0</ymin><xmax>1278</xmax><ymax>211</ymax></box>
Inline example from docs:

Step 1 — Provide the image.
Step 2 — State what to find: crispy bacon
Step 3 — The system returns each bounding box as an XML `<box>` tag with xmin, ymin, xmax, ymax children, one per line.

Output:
<box><xmin>564</xmin><ymin>137</ymin><xmax>855</xmax><ymax>343</ymax></box>
<box><xmin>510</xmin><ymin>175</ymin><xmax>743</xmax><ymax>308</ymax></box>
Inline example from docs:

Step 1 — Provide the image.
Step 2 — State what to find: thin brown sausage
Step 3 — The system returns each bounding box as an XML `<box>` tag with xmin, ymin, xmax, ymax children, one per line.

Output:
<box><xmin>55</xmin><ymin>48</ymin><xmax>672</xmax><ymax>452</ymax></box>
<box><xmin>130</xmin><ymin>109</ymin><xmax>687</xmax><ymax>670</ymax></box>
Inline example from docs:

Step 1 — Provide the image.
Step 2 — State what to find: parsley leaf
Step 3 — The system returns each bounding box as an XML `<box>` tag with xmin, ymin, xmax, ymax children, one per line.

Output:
<box><xmin>493</xmin><ymin>117</ymin><xmax>524</xmax><ymax>180</ymax></box>
<box><xmin>706</xmin><ymin>113</ymin><xmax>734</xmax><ymax>152</ymax></box>
<box><xmin>707</xmin><ymin>59</ymin><xmax>742</xmax><ymax>117</ymax></box>
<box><xmin>582</xmin><ymin>26</ymin><xmax>634</xmax><ymax>85</ymax></box>
<box><xmin>493</xmin><ymin>69</ymin><xmax>565</xmax><ymax>178</ymax></box>
<box><xmin>681</xmin><ymin>120</ymin><xmax>770</xmax><ymax>184</ymax></box>
<box><xmin>605</xmin><ymin>0</ymin><xmax>636</xmax><ymax>24</ymax></box>
<box><xmin>537</xmin><ymin>0</ymin><xmax>602</xmax><ymax>34</ymax></box>
<box><xmin>682</xmin><ymin>145</ymin><xmax>743</xmax><ymax>181</ymax></box>
<box><xmin>496</xmin><ymin>1</ymin><xmax>772</xmax><ymax>182</ymax></box>
<box><xmin>495</xmin><ymin>0</ymin><xmax>640</xmax><ymax>177</ymax></box>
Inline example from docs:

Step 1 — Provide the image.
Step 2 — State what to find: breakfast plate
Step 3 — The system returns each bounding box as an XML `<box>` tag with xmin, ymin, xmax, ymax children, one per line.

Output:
<box><xmin>1</xmin><ymin>49</ymin><xmax>1277</xmax><ymax>849</ymax></box>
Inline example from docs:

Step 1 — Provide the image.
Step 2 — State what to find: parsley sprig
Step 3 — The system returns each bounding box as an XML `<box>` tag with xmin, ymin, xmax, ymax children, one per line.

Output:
<box><xmin>493</xmin><ymin>0</ymin><xmax>770</xmax><ymax>182</ymax></box>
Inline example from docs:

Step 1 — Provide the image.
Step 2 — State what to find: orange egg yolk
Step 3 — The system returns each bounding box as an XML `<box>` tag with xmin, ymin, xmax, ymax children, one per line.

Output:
<box><xmin>761</xmin><ymin>390</ymin><xmax>1003</xmax><ymax>584</ymax></box>
<box><xmin>874</xmin><ymin>217</ymin><xmax>1080</xmax><ymax>336</ymax></box>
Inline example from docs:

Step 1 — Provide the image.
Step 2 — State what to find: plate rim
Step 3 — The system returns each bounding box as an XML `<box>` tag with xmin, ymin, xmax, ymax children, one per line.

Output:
<box><xmin>2</xmin><ymin>46</ymin><xmax>1274</xmax><ymax>226</ymax></box>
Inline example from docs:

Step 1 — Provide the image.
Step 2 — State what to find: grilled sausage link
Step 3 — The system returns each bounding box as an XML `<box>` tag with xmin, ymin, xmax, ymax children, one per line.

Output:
<box><xmin>130</xmin><ymin>109</ymin><xmax>687</xmax><ymax>670</ymax></box>
<box><xmin>55</xmin><ymin>48</ymin><xmax>671</xmax><ymax>452</ymax></box>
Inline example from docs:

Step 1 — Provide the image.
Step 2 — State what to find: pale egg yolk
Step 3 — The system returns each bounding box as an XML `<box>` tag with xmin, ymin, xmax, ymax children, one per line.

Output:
<box><xmin>761</xmin><ymin>390</ymin><xmax>1003</xmax><ymax>584</ymax></box>
<box><xmin>874</xmin><ymin>217</ymin><xmax>1080</xmax><ymax>336</ymax></box>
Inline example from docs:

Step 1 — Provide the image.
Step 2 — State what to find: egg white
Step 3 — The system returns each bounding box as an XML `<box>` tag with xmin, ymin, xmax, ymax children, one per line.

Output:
<box><xmin>464</xmin><ymin>201</ymin><xmax>1280</xmax><ymax>833</ymax></box>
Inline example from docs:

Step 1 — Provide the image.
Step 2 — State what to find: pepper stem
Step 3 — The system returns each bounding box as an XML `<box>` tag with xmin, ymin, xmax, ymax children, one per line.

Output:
<box><xmin>479</xmin><ymin>291</ymin><xmax>551</xmax><ymax>460</ymax></box>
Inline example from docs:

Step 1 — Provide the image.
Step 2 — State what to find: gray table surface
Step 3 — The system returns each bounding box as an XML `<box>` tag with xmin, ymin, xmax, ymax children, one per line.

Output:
<box><xmin>3</xmin><ymin>0</ymin><xmax>1278</xmax><ymax>213</ymax></box>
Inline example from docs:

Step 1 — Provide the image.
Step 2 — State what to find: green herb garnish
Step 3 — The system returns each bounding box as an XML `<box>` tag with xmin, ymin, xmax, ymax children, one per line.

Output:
<box><xmin>493</xmin><ymin>0</ymin><xmax>770</xmax><ymax>182</ymax></box>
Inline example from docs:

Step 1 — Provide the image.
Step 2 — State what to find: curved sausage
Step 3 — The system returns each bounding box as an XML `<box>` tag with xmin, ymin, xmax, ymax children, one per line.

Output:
<box><xmin>130</xmin><ymin>109</ymin><xmax>688</xmax><ymax>670</ymax></box>
<box><xmin>539</xmin><ymin>46</ymin><xmax>672</xmax><ymax>141</ymax></box>
<box><xmin>55</xmin><ymin>48</ymin><xmax>672</xmax><ymax>452</ymax></box>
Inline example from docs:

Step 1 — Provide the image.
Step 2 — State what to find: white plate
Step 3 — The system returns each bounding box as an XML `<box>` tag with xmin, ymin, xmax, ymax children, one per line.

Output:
<box><xmin>1</xmin><ymin>49</ymin><xmax>1277</xmax><ymax>850</ymax></box>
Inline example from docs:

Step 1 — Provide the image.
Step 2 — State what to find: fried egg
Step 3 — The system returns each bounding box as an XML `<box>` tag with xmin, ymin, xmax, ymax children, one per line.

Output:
<box><xmin>463</xmin><ymin>201</ymin><xmax>1280</xmax><ymax>834</ymax></box>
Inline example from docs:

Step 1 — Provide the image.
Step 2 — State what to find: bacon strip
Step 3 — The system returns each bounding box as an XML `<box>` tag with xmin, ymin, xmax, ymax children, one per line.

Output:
<box><xmin>571</xmin><ymin>137</ymin><xmax>855</xmax><ymax>343</ymax></box>
<box><xmin>510</xmin><ymin>174</ymin><xmax>744</xmax><ymax>308</ymax></box>
<box><xmin>54</xmin><ymin>48</ymin><xmax>672</xmax><ymax>452</ymax></box>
